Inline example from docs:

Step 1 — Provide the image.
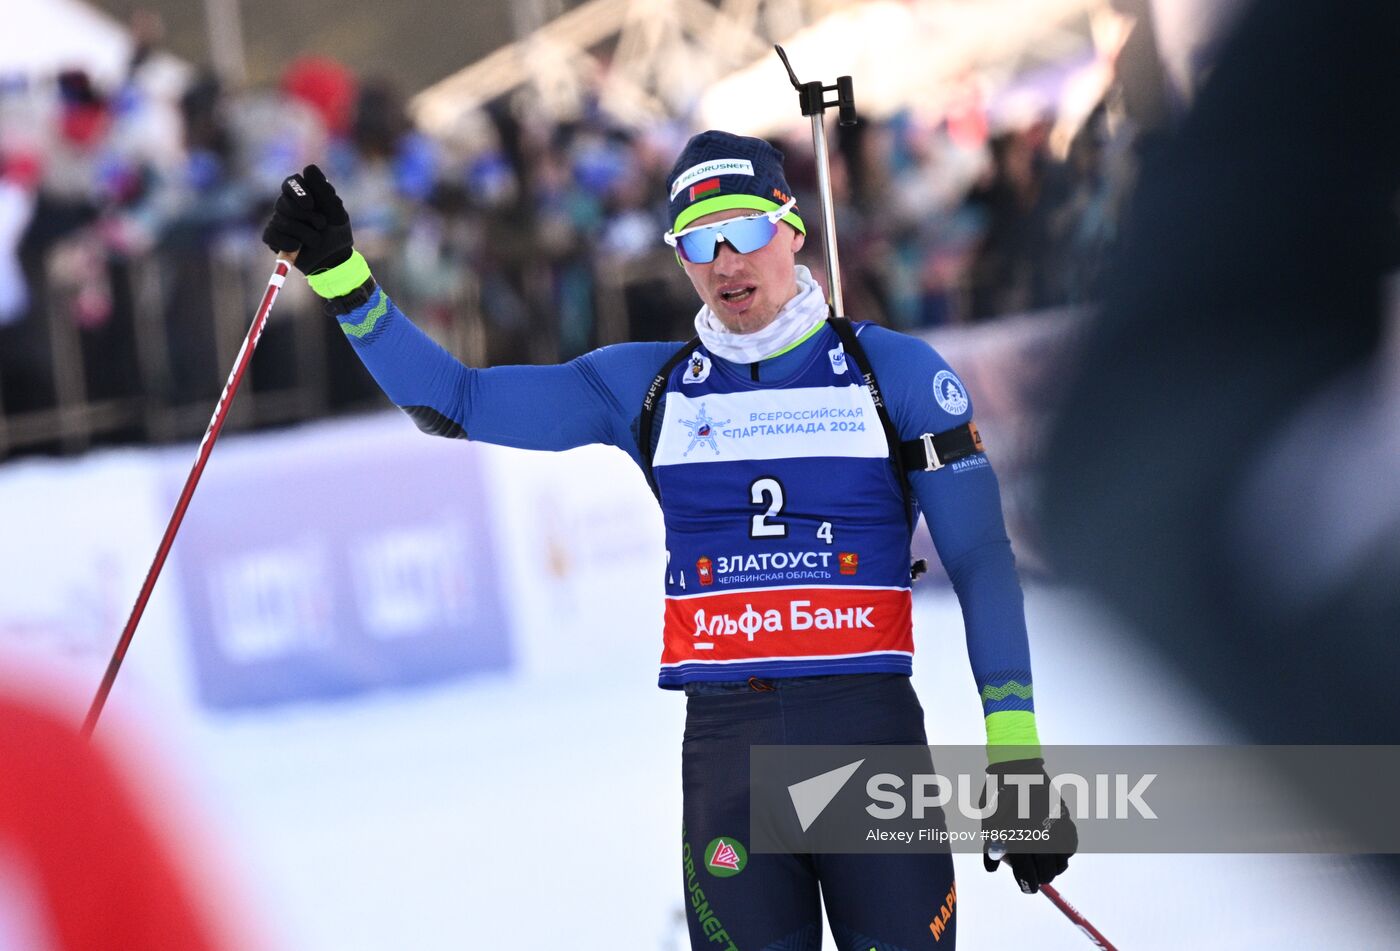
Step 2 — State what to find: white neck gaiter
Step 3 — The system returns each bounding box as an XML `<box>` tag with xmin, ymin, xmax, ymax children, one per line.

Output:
<box><xmin>693</xmin><ymin>265</ymin><xmax>829</xmax><ymax>364</ymax></box>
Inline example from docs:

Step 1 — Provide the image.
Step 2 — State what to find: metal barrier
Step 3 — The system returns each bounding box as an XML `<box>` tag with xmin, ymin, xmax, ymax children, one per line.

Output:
<box><xmin>0</xmin><ymin>243</ymin><xmax>497</xmax><ymax>461</ymax></box>
<box><xmin>0</xmin><ymin>241</ymin><xmax>762</xmax><ymax>463</ymax></box>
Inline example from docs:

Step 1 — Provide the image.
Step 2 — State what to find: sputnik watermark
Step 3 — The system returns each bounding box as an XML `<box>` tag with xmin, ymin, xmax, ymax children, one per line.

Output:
<box><xmin>754</xmin><ymin>745</ymin><xmax>1400</xmax><ymax>854</ymax></box>
<box><xmin>864</xmin><ymin>770</ymin><xmax>1157</xmax><ymax>821</ymax></box>
<box><xmin>784</xmin><ymin>758</ymin><xmax>1155</xmax><ymax>835</ymax></box>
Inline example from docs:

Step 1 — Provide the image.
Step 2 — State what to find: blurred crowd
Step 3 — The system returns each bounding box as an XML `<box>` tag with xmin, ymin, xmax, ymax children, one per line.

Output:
<box><xmin>0</xmin><ymin>18</ymin><xmax>1131</xmax><ymax>457</ymax></box>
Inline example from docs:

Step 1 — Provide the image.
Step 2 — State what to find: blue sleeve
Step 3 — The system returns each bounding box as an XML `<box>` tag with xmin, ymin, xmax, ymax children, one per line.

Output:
<box><xmin>331</xmin><ymin>286</ymin><xmax>679</xmax><ymax>465</ymax></box>
<box><xmin>859</xmin><ymin>324</ymin><xmax>1039</xmax><ymax>750</ymax></box>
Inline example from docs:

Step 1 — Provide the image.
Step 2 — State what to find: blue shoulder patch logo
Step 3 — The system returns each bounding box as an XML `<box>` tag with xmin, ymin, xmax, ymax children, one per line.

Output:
<box><xmin>828</xmin><ymin>344</ymin><xmax>848</xmax><ymax>375</ymax></box>
<box><xmin>932</xmin><ymin>370</ymin><xmax>969</xmax><ymax>415</ymax></box>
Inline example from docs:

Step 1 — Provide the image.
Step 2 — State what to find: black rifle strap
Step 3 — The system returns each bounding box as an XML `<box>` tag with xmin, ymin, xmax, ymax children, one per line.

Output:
<box><xmin>825</xmin><ymin>316</ymin><xmax>915</xmax><ymax>525</ymax></box>
<box><xmin>827</xmin><ymin>316</ymin><xmax>987</xmax><ymax>506</ymax></box>
<box><xmin>638</xmin><ymin>337</ymin><xmax>702</xmax><ymax>500</ymax></box>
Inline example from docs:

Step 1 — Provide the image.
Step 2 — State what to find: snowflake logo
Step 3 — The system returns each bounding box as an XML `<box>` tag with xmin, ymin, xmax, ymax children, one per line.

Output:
<box><xmin>678</xmin><ymin>403</ymin><xmax>730</xmax><ymax>456</ymax></box>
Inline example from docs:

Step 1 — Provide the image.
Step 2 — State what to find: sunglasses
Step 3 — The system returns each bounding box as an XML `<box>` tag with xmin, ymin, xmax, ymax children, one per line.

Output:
<box><xmin>663</xmin><ymin>198</ymin><xmax>798</xmax><ymax>264</ymax></box>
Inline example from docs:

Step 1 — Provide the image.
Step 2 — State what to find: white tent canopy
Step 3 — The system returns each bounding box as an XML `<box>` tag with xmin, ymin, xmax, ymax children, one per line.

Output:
<box><xmin>698</xmin><ymin>0</ymin><xmax>1103</xmax><ymax>135</ymax></box>
<box><xmin>1</xmin><ymin>0</ymin><xmax>188</xmax><ymax>93</ymax></box>
<box><xmin>4</xmin><ymin>0</ymin><xmax>137</xmax><ymax>88</ymax></box>
<box><xmin>411</xmin><ymin>0</ymin><xmax>815</xmax><ymax>138</ymax></box>
<box><xmin>411</xmin><ymin>0</ymin><xmax>1108</xmax><ymax>139</ymax></box>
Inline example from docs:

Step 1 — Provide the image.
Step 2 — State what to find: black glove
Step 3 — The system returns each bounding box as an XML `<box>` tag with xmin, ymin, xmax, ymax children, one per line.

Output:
<box><xmin>980</xmin><ymin>758</ymin><xmax>1077</xmax><ymax>894</ymax></box>
<box><xmin>261</xmin><ymin>164</ymin><xmax>354</xmax><ymax>275</ymax></box>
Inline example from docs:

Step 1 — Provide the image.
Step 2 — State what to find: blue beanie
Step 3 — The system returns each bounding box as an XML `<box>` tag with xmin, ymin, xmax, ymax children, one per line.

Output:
<box><xmin>665</xmin><ymin>130</ymin><xmax>806</xmax><ymax>235</ymax></box>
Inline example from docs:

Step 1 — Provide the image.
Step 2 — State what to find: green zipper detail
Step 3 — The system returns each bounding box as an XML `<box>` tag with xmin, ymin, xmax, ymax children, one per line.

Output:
<box><xmin>763</xmin><ymin>318</ymin><xmax>827</xmax><ymax>360</ymax></box>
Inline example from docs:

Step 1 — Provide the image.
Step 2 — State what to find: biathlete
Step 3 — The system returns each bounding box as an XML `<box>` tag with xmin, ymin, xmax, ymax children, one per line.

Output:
<box><xmin>263</xmin><ymin>130</ymin><xmax>1075</xmax><ymax>950</ymax></box>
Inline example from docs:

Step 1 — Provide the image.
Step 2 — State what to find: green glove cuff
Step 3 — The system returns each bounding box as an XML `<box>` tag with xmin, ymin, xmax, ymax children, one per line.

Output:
<box><xmin>985</xmin><ymin>711</ymin><xmax>1041</xmax><ymax>765</ymax></box>
<box><xmin>307</xmin><ymin>250</ymin><xmax>371</xmax><ymax>299</ymax></box>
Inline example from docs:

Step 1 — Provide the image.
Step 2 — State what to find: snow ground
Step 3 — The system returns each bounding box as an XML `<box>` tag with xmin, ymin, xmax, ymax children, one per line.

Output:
<box><xmin>3</xmin><ymin>433</ymin><xmax>1395</xmax><ymax>949</ymax></box>
<box><xmin>172</xmin><ymin>585</ymin><xmax>1400</xmax><ymax>951</ymax></box>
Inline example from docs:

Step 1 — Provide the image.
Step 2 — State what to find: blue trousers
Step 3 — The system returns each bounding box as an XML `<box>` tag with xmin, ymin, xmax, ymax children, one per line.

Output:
<box><xmin>680</xmin><ymin>674</ymin><xmax>957</xmax><ymax>950</ymax></box>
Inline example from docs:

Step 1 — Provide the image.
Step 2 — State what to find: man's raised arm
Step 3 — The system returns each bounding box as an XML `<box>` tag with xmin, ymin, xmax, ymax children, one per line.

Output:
<box><xmin>262</xmin><ymin>165</ymin><xmax>674</xmax><ymax>456</ymax></box>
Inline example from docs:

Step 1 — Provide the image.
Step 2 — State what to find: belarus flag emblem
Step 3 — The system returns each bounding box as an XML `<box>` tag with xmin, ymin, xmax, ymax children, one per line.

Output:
<box><xmin>689</xmin><ymin>178</ymin><xmax>721</xmax><ymax>201</ymax></box>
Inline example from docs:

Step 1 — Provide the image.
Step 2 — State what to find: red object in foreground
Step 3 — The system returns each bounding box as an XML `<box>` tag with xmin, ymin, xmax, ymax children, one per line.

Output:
<box><xmin>81</xmin><ymin>253</ymin><xmax>296</xmax><ymax>739</ymax></box>
<box><xmin>0</xmin><ymin>688</ymin><xmax>238</xmax><ymax>950</ymax></box>
<box><xmin>1041</xmin><ymin>884</ymin><xmax>1119</xmax><ymax>951</ymax></box>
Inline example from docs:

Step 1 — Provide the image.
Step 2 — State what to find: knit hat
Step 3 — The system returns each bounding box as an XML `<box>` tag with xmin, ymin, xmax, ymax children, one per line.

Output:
<box><xmin>665</xmin><ymin>130</ymin><xmax>806</xmax><ymax>236</ymax></box>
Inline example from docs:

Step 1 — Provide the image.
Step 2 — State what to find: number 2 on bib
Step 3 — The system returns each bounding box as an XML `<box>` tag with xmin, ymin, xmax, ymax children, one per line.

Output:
<box><xmin>749</xmin><ymin>478</ymin><xmax>787</xmax><ymax>538</ymax></box>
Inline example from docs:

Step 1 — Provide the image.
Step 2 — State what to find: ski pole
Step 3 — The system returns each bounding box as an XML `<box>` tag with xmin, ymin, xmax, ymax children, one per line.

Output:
<box><xmin>80</xmin><ymin>250</ymin><xmax>297</xmax><ymax>739</ymax></box>
<box><xmin>987</xmin><ymin>843</ymin><xmax>1118</xmax><ymax>950</ymax></box>
<box><xmin>774</xmin><ymin>45</ymin><xmax>857</xmax><ymax>318</ymax></box>
<box><xmin>1041</xmin><ymin>883</ymin><xmax>1119</xmax><ymax>951</ymax></box>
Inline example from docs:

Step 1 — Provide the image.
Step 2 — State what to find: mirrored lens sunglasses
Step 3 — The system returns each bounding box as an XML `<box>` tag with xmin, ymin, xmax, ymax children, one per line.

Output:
<box><xmin>663</xmin><ymin>198</ymin><xmax>798</xmax><ymax>264</ymax></box>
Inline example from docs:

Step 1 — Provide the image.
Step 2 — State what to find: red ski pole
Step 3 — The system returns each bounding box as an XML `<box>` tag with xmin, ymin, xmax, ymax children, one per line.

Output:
<box><xmin>1040</xmin><ymin>884</ymin><xmax>1119</xmax><ymax>951</ymax></box>
<box><xmin>80</xmin><ymin>251</ymin><xmax>297</xmax><ymax>738</ymax></box>
<box><xmin>987</xmin><ymin>842</ymin><xmax>1119</xmax><ymax>950</ymax></box>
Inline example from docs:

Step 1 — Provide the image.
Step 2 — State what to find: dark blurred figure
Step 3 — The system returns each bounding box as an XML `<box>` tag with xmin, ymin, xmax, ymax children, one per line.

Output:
<box><xmin>5</xmin><ymin>69</ymin><xmax>109</xmax><ymax>441</ymax></box>
<box><xmin>1041</xmin><ymin>0</ymin><xmax>1400</xmax><ymax>751</ymax></box>
<box><xmin>1040</xmin><ymin>104</ymin><xmax>1115</xmax><ymax>307</ymax></box>
<box><xmin>965</xmin><ymin>121</ymin><xmax>1055</xmax><ymax>321</ymax></box>
<box><xmin>151</xmin><ymin>73</ymin><xmax>239</xmax><ymax>412</ymax></box>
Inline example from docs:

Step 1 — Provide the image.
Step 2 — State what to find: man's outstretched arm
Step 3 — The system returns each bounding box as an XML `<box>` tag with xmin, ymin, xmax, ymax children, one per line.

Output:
<box><xmin>327</xmin><ymin>273</ymin><xmax>673</xmax><ymax>455</ymax></box>
<box><xmin>262</xmin><ymin>164</ymin><xmax>675</xmax><ymax>457</ymax></box>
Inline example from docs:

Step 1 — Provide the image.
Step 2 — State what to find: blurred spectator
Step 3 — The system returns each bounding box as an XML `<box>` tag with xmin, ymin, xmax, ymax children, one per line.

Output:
<box><xmin>965</xmin><ymin>121</ymin><xmax>1055</xmax><ymax>321</ymax></box>
<box><xmin>280</xmin><ymin>57</ymin><xmax>356</xmax><ymax>140</ymax></box>
<box><xmin>1040</xmin><ymin>102</ymin><xmax>1117</xmax><ymax>307</ymax></box>
<box><xmin>0</xmin><ymin>153</ymin><xmax>39</xmax><ymax>324</ymax></box>
<box><xmin>2</xmin><ymin>22</ymin><xmax>1133</xmax><ymax>460</ymax></box>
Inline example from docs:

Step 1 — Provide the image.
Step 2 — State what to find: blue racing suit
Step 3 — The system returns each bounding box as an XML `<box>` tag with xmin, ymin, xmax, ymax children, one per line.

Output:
<box><xmin>326</xmin><ymin>279</ymin><xmax>1040</xmax><ymax>949</ymax></box>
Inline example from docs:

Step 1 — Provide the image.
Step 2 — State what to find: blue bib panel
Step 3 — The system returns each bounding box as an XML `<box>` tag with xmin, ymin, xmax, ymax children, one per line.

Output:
<box><xmin>654</xmin><ymin>325</ymin><xmax>916</xmax><ymax>687</ymax></box>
